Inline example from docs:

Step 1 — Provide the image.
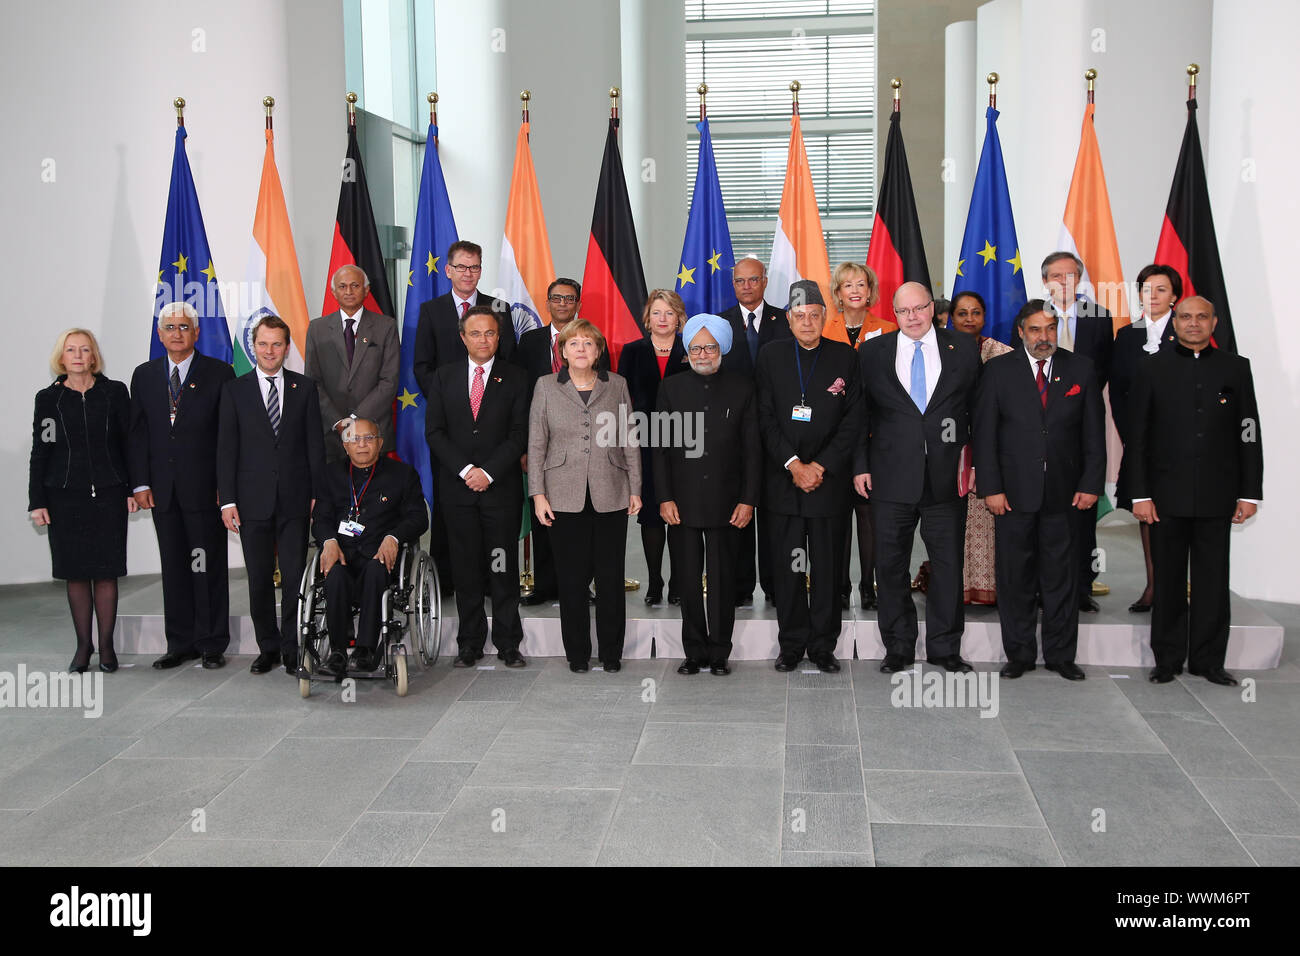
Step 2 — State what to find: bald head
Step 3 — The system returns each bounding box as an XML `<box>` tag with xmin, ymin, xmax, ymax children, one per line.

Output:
<box><xmin>893</xmin><ymin>282</ymin><xmax>935</xmax><ymax>340</ymax></box>
<box><xmin>1173</xmin><ymin>295</ymin><xmax>1217</xmax><ymax>351</ymax></box>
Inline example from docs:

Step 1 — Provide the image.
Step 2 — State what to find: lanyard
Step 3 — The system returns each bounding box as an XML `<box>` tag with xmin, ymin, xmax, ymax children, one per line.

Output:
<box><xmin>348</xmin><ymin>462</ymin><xmax>375</xmax><ymax>519</ymax></box>
<box><xmin>794</xmin><ymin>341</ymin><xmax>821</xmax><ymax>405</ymax></box>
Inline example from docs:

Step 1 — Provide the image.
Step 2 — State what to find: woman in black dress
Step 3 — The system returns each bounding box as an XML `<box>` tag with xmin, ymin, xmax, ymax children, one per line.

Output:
<box><xmin>617</xmin><ymin>289</ymin><xmax>688</xmax><ymax>605</ymax></box>
<box><xmin>29</xmin><ymin>329</ymin><xmax>135</xmax><ymax>672</ymax></box>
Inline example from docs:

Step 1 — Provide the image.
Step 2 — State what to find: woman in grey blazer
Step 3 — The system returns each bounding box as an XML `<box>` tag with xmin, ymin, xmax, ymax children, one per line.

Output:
<box><xmin>529</xmin><ymin>319</ymin><xmax>641</xmax><ymax>672</ymax></box>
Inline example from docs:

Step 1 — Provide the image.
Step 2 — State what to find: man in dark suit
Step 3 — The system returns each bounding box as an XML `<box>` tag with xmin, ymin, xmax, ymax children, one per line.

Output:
<box><xmin>512</xmin><ymin>277</ymin><xmax>607</xmax><ymax>606</ymax></box>
<box><xmin>656</xmin><ymin>313</ymin><xmax>761</xmax><ymax>675</ymax></box>
<box><xmin>312</xmin><ymin>418</ymin><xmax>428</xmax><ymax>673</ymax></box>
<box><xmin>412</xmin><ymin>240</ymin><xmax>514</xmax><ymax>594</ymax></box>
<box><xmin>218</xmin><ymin>314</ymin><xmax>326</xmax><ymax>675</ymax></box>
<box><xmin>975</xmin><ymin>300</ymin><xmax>1106</xmax><ymax>680</ymax></box>
<box><xmin>855</xmin><ymin>281</ymin><xmax>981</xmax><ymax>674</ymax></box>
<box><xmin>719</xmin><ymin>256</ymin><xmax>791</xmax><ymax>608</ymax></box>
<box><xmin>1127</xmin><ymin>297</ymin><xmax>1263</xmax><ymax>686</ymax></box>
<box><xmin>1041</xmin><ymin>251</ymin><xmax>1114</xmax><ymax>613</ymax></box>
<box><xmin>756</xmin><ymin>280</ymin><xmax>861</xmax><ymax>673</ymax></box>
<box><xmin>304</xmin><ymin>264</ymin><xmax>400</xmax><ymax>462</ymax></box>
<box><xmin>129</xmin><ymin>302</ymin><xmax>235</xmax><ymax>670</ymax></box>
<box><xmin>425</xmin><ymin>305</ymin><xmax>529</xmax><ymax>668</ymax></box>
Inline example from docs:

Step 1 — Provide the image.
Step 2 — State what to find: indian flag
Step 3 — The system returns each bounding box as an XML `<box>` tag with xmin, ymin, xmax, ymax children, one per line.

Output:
<box><xmin>499</xmin><ymin>119</ymin><xmax>555</xmax><ymax>338</ymax></box>
<box><xmin>768</xmin><ymin>109</ymin><xmax>836</xmax><ymax>322</ymax></box>
<box><xmin>231</xmin><ymin>127</ymin><xmax>309</xmax><ymax>374</ymax></box>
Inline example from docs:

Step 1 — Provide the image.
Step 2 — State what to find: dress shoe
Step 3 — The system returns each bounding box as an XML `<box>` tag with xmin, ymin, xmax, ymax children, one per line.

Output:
<box><xmin>1046</xmin><ymin>661</ymin><xmax>1086</xmax><ymax>681</ymax></box>
<box><xmin>1128</xmin><ymin>598</ymin><xmax>1152</xmax><ymax>613</ymax></box>
<box><xmin>677</xmin><ymin>659</ymin><xmax>701</xmax><ymax>675</ymax></box>
<box><xmin>710</xmin><ymin>662</ymin><xmax>731</xmax><ymax>676</ymax></box>
<box><xmin>603</xmin><ymin>661</ymin><xmax>622</xmax><ymax>673</ymax></box>
<box><xmin>840</xmin><ymin>592</ymin><xmax>850</xmax><ymax>610</ymax></box>
<box><xmin>774</xmin><ymin>654</ymin><xmax>801</xmax><ymax>672</ymax></box>
<box><xmin>453</xmin><ymin>651</ymin><xmax>481</xmax><ymax>668</ymax></box>
<box><xmin>1148</xmin><ymin>665</ymin><xmax>1181</xmax><ymax>683</ymax></box>
<box><xmin>812</xmin><ymin>654</ymin><xmax>841</xmax><ymax>674</ymax></box>
<box><xmin>324</xmin><ymin>650</ymin><xmax>348</xmax><ymax>674</ymax></box>
<box><xmin>520</xmin><ymin>591</ymin><xmax>556</xmax><ymax>607</ymax></box>
<box><xmin>735</xmin><ymin>593</ymin><xmax>754</xmax><ymax>609</ymax></box>
<box><xmin>1189</xmin><ymin>666</ymin><xmax>1238</xmax><ymax>686</ymax></box>
<box><xmin>667</xmin><ymin>592</ymin><xmax>681</xmax><ymax>606</ymax></box>
<box><xmin>1000</xmin><ymin>660</ymin><xmax>1035</xmax><ymax>679</ymax></box>
<box><xmin>357</xmin><ymin>648</ymin><xmax>386</xmax><ymax>672</ymax></box>
<box><xmin>569</xmin><ymin>661</ymin><xmax>589</xmax><ymax>673</ymax></box>
<box><xmin>68</xmin><ymin>659</ymin><xmax>89</xmax><ymax>674</ymax></box>
<box><xmin>98</xmin><ymin>657</ymin><xmax>119</xmax><ymax>673</ymax></box>
<box><xmin>928</xmin><ymin>654</ymin><xmax>973</xmax><ymax>674</ymax></box>
<box><xmin>499</xmin><ymin>649</ymin><xmax>527</xmax><ymax>668</ymax></box>
<box><xmin>880</xmin><ymin>654</ymin><xmax>914</xmax><ymax>673</ymax></box>
<box><xmin>1079</xmin><ymin>596</ymin><xmax>1100</xmax><ymax>613</ymax></box>
<box><xmin>249</xmin><ymin>652</ymin><xmax>281</xmax><ymax>674</ymax></box>
<box><xmin>201</xmin><ymin>652</ymin><xmax>226</xmax><ymax>670</ymax></box>
<box><xmin>860</xmin><ymin>588</ymin><xmax>877</xmax><ymax>611</ymax></box>
<box><xmin>153</xmin><ymin>650</ymin><xmax>200</xmax><ymax>670</ymax></box>
<box><xmin>643</xmin><ymin>588</ymin><xmax>662</xmax><ymax>606</ymax></box>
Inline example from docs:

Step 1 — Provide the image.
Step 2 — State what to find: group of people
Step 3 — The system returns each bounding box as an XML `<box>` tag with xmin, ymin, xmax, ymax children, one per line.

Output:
<box><xmin>28</xmin><ymin>242</ymin><xmax>1262</xmax><ymax>686</ymax></box>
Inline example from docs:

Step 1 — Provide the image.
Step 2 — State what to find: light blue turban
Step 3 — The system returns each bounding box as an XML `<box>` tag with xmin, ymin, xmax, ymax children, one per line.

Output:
<box><xmin>682</xmin><ymin>313</ymin><xmax>732</xmax><ymax>356</ymax></box>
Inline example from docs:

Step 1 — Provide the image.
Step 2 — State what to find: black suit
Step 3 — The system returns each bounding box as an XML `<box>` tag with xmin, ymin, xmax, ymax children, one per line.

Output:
<box><xmin>425</xmin><ymin>358</ymin><xmax>528</xmax><ymax>657</ymax></box>
<box><xmin>217</xmin><ymin>369</ymin><xmax>326</xmax><ymax>662</ymax></box>
<box><xmin>312</xmin><ymin>457</ymin><xmax>428</xmax><ymax>651</ymax></box>
<box><xmin>129</xmin><ymin>353</ymin><xmax>234</xmax><ymax>656</ymax></box>
<box><xmin>1111</xmin><ymin>319</ymin><xmax>1178</xmax><ymax>507</ymax></box>
<box><xmin>856</xmin><ymin>329</ymin><xmax>981</xmax><ymax>661</ymax></box>
<box><xmin>974</xmin><ymin>348</ymin><xmax>1105</xmax><ymax>665</ymax></box>
<box><xmin>755</xmin><ymin>337</ymin><xmax>861</xmax><ymax>660</ymax></box>
<box><xmin>1124</xmin><ymin>344</ymin><xmax>1263</xmax><ymax>672</ymax></box>
<box><xmin>719</xmin><ymin>302</ymin><xmax>790</xmax><ymax>601</ymax></box>
<box><xmin>654</xmin><ymin>368</ymin><xmax>760</xmax><ymax>663</ymax></box>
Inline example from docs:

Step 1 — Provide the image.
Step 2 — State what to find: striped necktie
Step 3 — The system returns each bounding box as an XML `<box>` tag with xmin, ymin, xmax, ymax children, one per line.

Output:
<box><xmin>266</xmin><ymin>377</ymin><xmax>281</xmax><ymax>437</ymax></box>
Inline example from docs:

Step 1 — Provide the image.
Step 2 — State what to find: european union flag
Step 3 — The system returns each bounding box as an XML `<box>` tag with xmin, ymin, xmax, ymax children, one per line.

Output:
<box><xmin>676</xmin><ymin>118</ymin><xmax>737</xmax><ymax>316</ymax></box>
<box><xmin>397</xmin><ymin>123</ymin><xmax>459</xmax><ymax>507</ymax></box>
<box><xmin>153</xmin><ymin>125</ymin><xmax>231</xmax><ymax>363</ymax></box>
<box><xmin>952</xmin><ymin>107</ymin><xmax>1026</xmax><ymax>345</ymax></box>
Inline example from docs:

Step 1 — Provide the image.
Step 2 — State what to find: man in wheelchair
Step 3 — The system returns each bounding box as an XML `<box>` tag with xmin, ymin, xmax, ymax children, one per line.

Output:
<box><xmin>312</xmin><ymin>417</ymin><xmax>429</xmax><ymax>673</ymax></box>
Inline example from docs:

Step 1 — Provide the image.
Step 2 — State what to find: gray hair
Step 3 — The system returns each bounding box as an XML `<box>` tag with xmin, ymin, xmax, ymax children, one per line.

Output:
<box><xmin>1040</xmin><ymin>251</ymin><xmax>1084</xmax><ymax>281</ymax></box>
<box><xmin>332</xmin><ymin>264</ymin><xmax>370</xmax><ymax>289</ymax></box>
<box><xmin>157</xmin><ymin>301</ymin><xmax>199</xmax><ymax>328</ymax></box>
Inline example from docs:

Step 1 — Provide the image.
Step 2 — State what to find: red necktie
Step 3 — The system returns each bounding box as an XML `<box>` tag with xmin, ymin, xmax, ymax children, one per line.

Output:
<box><xmin>1036</xmin><ymin>359</ymin><xmax>1048</xmax><ymax>408</ymax></box>
<box><xmin>551</xmin><ymin>335</ymin><xmax>562</xmax><ymax>374</ymax></box>
<box><xmin>470</xmin><ymin>365</ymin><xmax>485</xmax><ymax>420</ymax></box>
<box><xmin>460</xmin><ymin>300</ymin><xmax>469</xmax><ymax>319</ymax></box>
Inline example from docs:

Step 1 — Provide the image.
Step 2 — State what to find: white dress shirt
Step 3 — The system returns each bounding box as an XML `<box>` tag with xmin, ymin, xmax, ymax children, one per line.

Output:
<box><xmin>1048</xmin><ymin>297</ymin><xmax>1079</xmax><ymax>346</ymax></box>
<box><xmin>458</xmin><ymin>356</ymin><xmax>495</xmax><ymax>484</ymax></box>
<box><xmin>894</xmin><ymin>325</ymin><xmax>941</xmax><ymax>405</ymax></box>
<box><xmin>133</xmin><ymin>352</ymin><xmax>197</xmax><ymax>493</ymax></box>
<box><xmin>221</xmin><ymin>366</ymin><xmax>287</xmax><ymax>511</ymax></box>
<box><xmin>1143</xmin><ymin>311</ymin><xmax>1172</xmax><ymax>353</ymax></box>
<box><xmin>1025</xmin><ymin>348</ymin><xmax>1053</xmax><ymax>382</ymax></box>
<box><xmin>453</xmin><ymin>291</ymin><xmax>478</xmax><ymax>316</ymax></box>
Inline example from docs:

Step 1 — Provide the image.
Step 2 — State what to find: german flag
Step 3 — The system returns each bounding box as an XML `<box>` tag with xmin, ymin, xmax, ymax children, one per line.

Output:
<box><xmin>865</xmin><ymin>108</ymin><xmax>930</xmax><ymax>327</ymax></box>
<box><xmin>1154</xmin><ymin>97</ymin><xmax>1234</xmax><ymax>352</ymax></box>
<box><xmin>582</xmin><ymin>117</ymin><xmax>647</xmax><ymax>370</ymax></box>
<box><xmin>322</xmin><ymin>124</ymin><xmax>394</xmax><ymax>318</ymax></box>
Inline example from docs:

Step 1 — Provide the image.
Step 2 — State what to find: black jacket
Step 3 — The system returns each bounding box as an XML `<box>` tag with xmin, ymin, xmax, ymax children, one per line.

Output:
<box><xmin>413</xmin><ymin>290</ymin><xmax>516</xmax><ymax>399</ymax></box>
<box><xmin>513</xmin><ymin>324</ymin><xmax>611</xmax><ymax>399</ymax></box>
<box><xmin>128</xmin><ymin>352</ymin><xmax>234</xmax><ymax>512</ymax></box>
<box><xmin>653</xmin><ymin>368</ymin><xmax>761</xmax><ymax>526</ymax></box>
<box><xmin>1038</xmin><ymin>296</ymin><xmax>1113</xmax><ymax>389</ymax></box>
<box><xmin>312</xmin><ymin>456</ymin><xmax>428</xmax><ymax>560</ymax></box>
<box><xmin>617</xmin><ymin>335</ymin><xmax>690</xmax><ymax>415</ymax></box>
<box><xmin>29</xmin><ymin>374</ymin><xmax>131</xmax><ymax>510</ymax></box>
<box><xmin>973</xmin><ymin>348</ymin><xmax>1106</xmax><ymax>513</ymax></box>
<box><xmin>755</xmin><ymin>337</ymin><xmax>861</xmax><ymax>518</ymax></box>
<box><xmin>1110</xmin><ymin>319</ymin><xmax>1176</xmax><ymax>444</ymax></box>
<box><xmin>719</xmin><ymin>302</ymin><xmax>791</xmax><ymax>377</ymax></box>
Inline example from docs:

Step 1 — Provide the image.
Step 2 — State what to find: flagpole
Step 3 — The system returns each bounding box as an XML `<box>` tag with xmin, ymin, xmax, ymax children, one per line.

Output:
<box><xmin>790</xmin><ymin>79</ymin><xmax>800</xmax><ymax>116</ymax></box>
<box><xmin>609</xmin><ymin>86</ymin><xmax>620</xmax><ymax>127</ymax></box>
<box><xmin>263</xmin><ymin>95</ymin><xmax>274</xmax><ymax>130</ymax></box>
<box><xmin>1085</xmin><ymin>69</ymin><xmax>1096</xmax><ymax>105</ymax></box>
<box><xmin>891</xmin><ymin>77</ymin><xmax>901</xmax><ymax>113</ymax></box>
<box><xmin>987</xmin><ymin>72</ymin><xmax>998</xmax><ymax>109</ymax></box>
<box><xmin>346</xmin><ymin>90</ymin><xmax>358</xmax><ymax>128</ymax></box>
<box><xmin>174</xmin><ymin>96</ymin><xmax>185</xmax><ymax>128</ymax></box>
<box><xmin>697</xmin><ymin>83</ymin><xmax>707</xmax><ymax>121</ymax></box>
<box><xmin>1187</xmin><ymin>62</ymin><xmax>1199</xmax><ymax>101</ymax></box>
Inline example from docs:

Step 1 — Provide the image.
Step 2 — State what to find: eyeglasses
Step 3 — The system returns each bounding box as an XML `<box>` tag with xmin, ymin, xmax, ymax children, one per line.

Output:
<box><xmin>465</xmin><ymin>329</ymin><xmax>498</xmax><ymax>340</ymax></box>
<box><xmin>161</xmin><ymin>323</ymin><xmax>193</xmax><ymax>333</ymax></box>
<box><xmin>893</xmin><ymin>303</ymin><xmax>933</xmax><ymax>318</ymax></box>
<box><xmin>344</xmin><ymin>435</ymin><xmax>380</xmax><ymax>445</ymax></box>
<box><xmin>548</xmin><ymin>294</ymin><xmax>578</xmax><ymax>304</ymax></box>
<box><xmin>734</xmin><ymin>276</ymin><xmax>764</xmax><ymax>286</ymax></box>
<box><xmin>448</xmin><ymin>262</ymin><xmax>483</xmax><ymax>274</ymax></box>
<box><xmin>688</xmin><ymin>344</ymin><xmax>720</xmax><ymax>356</ymax></box>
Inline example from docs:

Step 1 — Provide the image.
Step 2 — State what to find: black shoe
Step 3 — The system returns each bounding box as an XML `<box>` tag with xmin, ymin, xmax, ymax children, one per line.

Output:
<box><xmin>98</xmin><ymin>657</ymin><xmax>118</xmax><ymax>673</ymax></box>
<box><xmin>812</xmin><ymin>654</ymin><xmax>841</xmax><ymax>673</ymax></box>
<box><xmin>1000</xmin><ymin>660</ymin><xmax>1035</xmax><ymax>679</ymax></box>
<box><xmin>201</xmin><ymin>652</ymin><xmax>226</xmax><ymax>670</ymax></box>
<box><xmin>1189</xmin><ymin>665</ymin><xmax>1238</xmax><ymax>686</ymax></box>
<box><xmin>710</xmin><ymin>662</ymin><xmax>731</xmax><ymax>676</ymax></box>
<box><xmin>325</xmin><ymin>650</ymin><xmax>348</xmax><ymax>674</ymax></box>
<box><xmin>499</xmin><ymin>649</ymin><xmax>527</xmax><ymax>668</ymax></box>
<box><xmin>153</xmin><ymin>650</ymin><xmax>200</xmax><ymax>670</ymax></box>
<box><xmin>453</xmin><ymin>651</ymin><xmax>480</xmax><ymax>668</ymax></box>
<box><xmin>774</xmin><ymin>654</ymin><xmax>801</xmax><ymax>672</ymax></box>
<box><xmin>928</xmin><ymin>654</ymin><xmax>973</xmax><ymax>673</ymax></box>
<box><xmin>860</xmin><ymin>588</ymin><xmax>877</xmax><ymax>611</ymax></box>
<box><xmin>735</xmin><ymin>593</ymin><xmax>754</xmax><ymax>609</ymax></box>
<box><xmin>569</xmin><ymin>661</ymin><xmax>589</xmax><ymax>673</ymax></box>
<box><xmin>667</xmin><ymin>592</ymin><xmax>681</xmax><ymax>606</ymax></box>
<box><xmin>643</xmin><ymin>588</ymin><xmax>662</xmax><ymax>606</ymax></box>
<box><xmin>603</xmin><ymin>660</ymin><xmax>621</xmax><ymax>673</ymax></box>
<box><xmin>1128</xmin><ymin>600</ymin><xmax>1152</xmax><ymax>613</ymax></box>
<box><xmin>250</xmin><ymin>652</ymin><xmax>281</xmax><ymax>674</ymax></box>
<box><xmin>1046</xmin><ymin>661</ymin><xmax>1086</xmax><ymax>681</ymax></box>
<box><xmin>520</xmin><ymin>591</ymin><xmax>556</xmax><ymax>607</ymax></box>
<box><xmin>840</xmin><ymin>592</ymin><xmax>850</xmax><ymax>610</ymax></box>
<box><xmin>1148</xmin><ymin>665</ymin><xmax>1181</xmax><ymax>683</ymax></box>
<box><xmin>677</xmin><ymin>659</ymin><xmax>701</xmax><ymax>675</ymax></box>
<box><xmin>68</xmin><ymin>658</ymin><xmax>90</xmax><ymax>674</ymax></box>
<box><xmin>880</xmin><ymin>654</ymin><xmax>913</xmax><ymax>673</ymax></box>
<box><xmin>1079</xmin><ymin>597</ymin><xmax>1100</xmax><ymax>613</ymax></box>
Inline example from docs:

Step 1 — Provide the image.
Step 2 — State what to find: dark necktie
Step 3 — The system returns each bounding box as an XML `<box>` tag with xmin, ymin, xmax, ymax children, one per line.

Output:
<box><xmin>344</xmin><ymin>317</ymin><xmax>356</xmax><ymax>366</ymax></box>
<box><xmin>266</xmin><ymin>377</ymin><xmax>281</xmax><ymax>437</ymax></box>
<box><xmin>747</xmin><ymin>311</ymin><xmax>759</xmax><ymax>362</ymax></box>
<box><xmin>169</xmin><ymin>367</ymin><xmax>181</xmax><ymax>405</ymax></box>
<box><xmin>1036</xmin><ymin>360</ymin><xmax>1048</xmax><ymax>409</ymax></box>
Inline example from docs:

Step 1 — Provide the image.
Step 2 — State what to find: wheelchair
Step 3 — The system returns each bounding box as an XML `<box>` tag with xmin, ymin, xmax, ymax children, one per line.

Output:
<box><xmin>295</xmin><ymin>541</ymin><xmax>442</xmax><ymax>698</ymax></box>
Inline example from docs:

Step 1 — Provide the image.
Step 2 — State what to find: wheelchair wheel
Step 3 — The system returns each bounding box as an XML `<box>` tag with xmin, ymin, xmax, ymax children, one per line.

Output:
<box><xmin>299</xmin><ymin>652</ymin><xmax>313</xmax><ymax>699</ymax></box>
<box><xmin>393</xmin><ymin>647</ymin><xmax>408</xmax><ymax>697</ymax></box>
<box><xmin>297</xmin><ymin>551</ymin><xmax>330</xmax><ymax>677</ymax></box>
<box><xmin>413</xmin><ymin>553</ymin><xmax>442</xmax><ymax>667</ymax></box>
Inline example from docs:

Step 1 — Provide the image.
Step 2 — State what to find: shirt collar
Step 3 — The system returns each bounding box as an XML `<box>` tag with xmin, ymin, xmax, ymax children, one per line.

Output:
<box><xmin>470</xmin><ymin>355</ymin><xmax>495</xmax><ymax>376</ymax></box>
<box><xmin>341</xmin><ymin>308</ymin><xmax>363</xmax><ymax>324</ymax></box>
<box><xmin>168</xmin><ymin>352</ymin><xmax>195</xmax><ymax>379</ymax></box>
<box><xmin>454</xmin><ymin>291</ymin><xmax>477</xmax><ymax>310</ymax></box>
<box><xmin>899</xmin><ymin>325</ymin><xmax>937</xmax><ymax>352</ymax></box>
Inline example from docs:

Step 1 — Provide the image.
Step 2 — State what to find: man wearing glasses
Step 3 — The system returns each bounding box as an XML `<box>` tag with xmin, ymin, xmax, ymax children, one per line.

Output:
<box><xmin>854</xmin><ymin>282</ymin><xmax>981</xmax><ymax>675</ymax></box>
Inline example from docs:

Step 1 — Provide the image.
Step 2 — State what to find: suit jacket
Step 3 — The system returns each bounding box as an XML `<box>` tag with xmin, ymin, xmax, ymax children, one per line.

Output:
<box><xmin>217</xmin><ymin>369</ymin><xmax>326</xmax><ymax>521</ymax></box>
<box><xmin>755</xmin><ymin>337</ymin><xmax>861</xmax><ymax>518</ymax></box>
<box><xmin>720</xmin><ymin>302</ymin><xmax>790</xmax><ymax>377</ymax></box>
<box><xmin>28</xmin><ymin>375</ymin><xmax>131</xmax><ymax>509</ymax></box>
<box><xmin>1110</xmin><ymin>319</ymin><xmax>1177</xmax><ymax>444</ymax></box>
<box><xmin>514</xmin><ymin>324</ymin><xmax>611</xmax><ymax>399</ymax></box>
<box><xmin>527</xmin><ymin>368</ymin><xmax>641</xmax><ymax>513</ymax></box>
<box><xmin>1123</xmin><ymin>344</ymin><xmax>1263</xmax><ymax>517</ymax></box>
<box><xmin>855</xmin><ymin>328</ymin><xmax>982</xmax><ymax>505</ymax></box>
<box><xmin>312</xmin><ymin>456</ymin><xmax>428</xmax><ymax>560</ymax></box>
<box><xmin>128</xmin><ymin>352</ymin><xmax>234</xmax><ymax>512</ymax></box>
<box><xmin>973</xmin><ymin>348</ymin><xmax>1105</xmax><ymax>513</ymax></box>
<box><xmin>424</xmin><ymin>358</ymin><xmax>528</xmax><ymax>509</ymax></box>
<box><xmin>617</xmin><ymin>335</ymin><xmax>690</xmax><ymax>414</ymax></box>
<box><xmin>304</xmin><ymin>308</ymin><xmax>400</xmax><ymax>458</ymax></box>
<box><xmin>1037</xmin><ymin>296</ymin><xmax>1113</xmax><ymax>389</ymax></box>
<box><xmin>653</xmin><ymin>369</ymin><xmax>761</xmax><ymax>527</ymax></box>
<box><xmin>413</xmin><ymin>290</ymin><xmax>516</xmax><ymax>399</ymax></box>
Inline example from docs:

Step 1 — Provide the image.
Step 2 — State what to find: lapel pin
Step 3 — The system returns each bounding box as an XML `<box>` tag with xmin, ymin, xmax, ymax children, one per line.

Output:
<box><xmin>946</xmin><ymin>344</ymin><xmax>954</xmax><ymax>350</ymax></box>
<box><xmin>1219</xmin><ymin>396</ymin><xmax>1227</xmax><ymax>404</ymax></box>
<box><xmin>189</xmin><ymin>382</ymin><xmax>196</xmax><ymax>389</ymax></box>
<box><xmin>381</xmin><ymin>495</ymin><xmax>389</xmax><ymax>502</ymax></box>
<box><xmin>362</xmin><ymin>337</ymin><xmax>369</xmax><ymax>344</ymax></box>
<box><xmin>1053</xmin><ymin>377</ymin><xmax>1060</xmax><ymax>382</ymax></box>
<box><xmin>493</xmin><ymin>376</ymin><xmax>502</xmax><ymax>383</ymax></box>
<box><xmin>290</xmin><ymin>381</ymin><xmax>297</xmax><ymax>388</ymax></box>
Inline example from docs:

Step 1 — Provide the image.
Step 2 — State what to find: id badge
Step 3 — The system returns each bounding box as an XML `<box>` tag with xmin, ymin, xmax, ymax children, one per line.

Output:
<box><xmin>338</xmin><ymin>520</ymin><xmax>364</xmax><ymax>537</ymax></box>
<box><xmin>791</xmin><ymin>404</ymin><xmax>812</xmax><ymax>423</ymax></box>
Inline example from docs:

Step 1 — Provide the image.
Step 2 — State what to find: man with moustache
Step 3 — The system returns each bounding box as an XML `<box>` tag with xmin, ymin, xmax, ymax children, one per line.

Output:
<box><xmin>1126</xmin><ymin>297</ymin><xmax>1263</xmax><ymax>686</ymax></box>
<box><xmin>975</xmin><ymin>300</ymin><xmax>1105</xmax><ymax>680</ymax></box>
<box><xmin>855</xmin><ymin>282</ymin><xmax>981</xmax><ymax>674</ymax></box>
<box><xmin>655</xmin><ymin>314</ymin><xmax>761</xmax><ymax>676</ymax></box>
<box><xmin>756</xmin><ymin>281</ymin><xmax>860</xmax><ymax>673</ymax></box>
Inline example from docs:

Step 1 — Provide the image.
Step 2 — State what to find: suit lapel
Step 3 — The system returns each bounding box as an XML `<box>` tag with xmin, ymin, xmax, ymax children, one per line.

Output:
<box><xmin>876</xmin><ymin>333</ymin><xmax>918</xmax><ymax>411</ymax></box>
<box><xmin>926</xmin><ymin>331</ymin><xmax>958</xmax><ymax>411</ymax></box>
<box><xmin>347</xmin><ymin>311</ymin><xmax>377</xmax><ymax>385</ymax></box>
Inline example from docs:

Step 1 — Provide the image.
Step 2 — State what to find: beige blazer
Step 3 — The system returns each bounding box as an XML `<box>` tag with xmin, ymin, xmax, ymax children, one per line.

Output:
<box><xmin>528</xmin><ymin>368</ymin><xmax>640</xmax><ymax>513</ymax></box>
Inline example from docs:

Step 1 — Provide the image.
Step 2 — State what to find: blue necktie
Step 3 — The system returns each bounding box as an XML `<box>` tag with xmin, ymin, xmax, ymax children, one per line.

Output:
<box><xmin>746</xmin><ymin>311</ymin><xmax>759</xmax><ymax>362</ymax></box>
<box><xmin>909</xmin><ymin>340</ymin><xmax>927</xmax><ymax>413</ymax></box>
